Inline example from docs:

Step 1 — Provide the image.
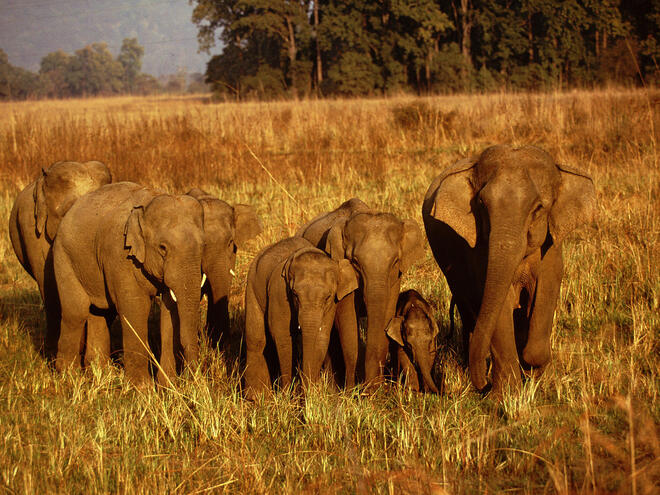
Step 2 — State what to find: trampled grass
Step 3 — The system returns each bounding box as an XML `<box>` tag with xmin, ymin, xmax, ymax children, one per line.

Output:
<box><xmin>0</xmin><ymin>90</ymin><xmax>658</xmax><ymax>493</ymax></box>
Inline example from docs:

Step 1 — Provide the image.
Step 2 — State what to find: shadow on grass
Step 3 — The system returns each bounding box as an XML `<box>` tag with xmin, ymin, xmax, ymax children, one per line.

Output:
<box><xmin>0</xmin><ymin>287</ymin><xmax>47</xmax><ymax>356</ymax></box>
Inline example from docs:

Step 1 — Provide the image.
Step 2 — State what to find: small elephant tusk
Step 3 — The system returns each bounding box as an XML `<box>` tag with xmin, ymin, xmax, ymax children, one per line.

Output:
<box><xmin>201</xmin><ymin>273</ymin><xmax>207</xmax><ymax>287</ymax></box>
<box><xmin>229</xmin><ymin>269</ymin><xmax>236</xmax><ymax>277</ymax></box>
<box><xmin>170</xmin><ymin>289</ymin><xmax>177</xmax><ymax>302</ymax></box>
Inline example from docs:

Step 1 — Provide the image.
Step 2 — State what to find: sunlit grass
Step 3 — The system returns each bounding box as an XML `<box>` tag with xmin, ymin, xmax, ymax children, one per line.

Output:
<box><xmin>0</xmin><ymin>89</ymin><xmax>657</xmax><ymax>493</ymax></box>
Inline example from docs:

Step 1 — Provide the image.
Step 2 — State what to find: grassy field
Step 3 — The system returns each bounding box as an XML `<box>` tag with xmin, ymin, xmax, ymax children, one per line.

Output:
<box><xmin>0</xmin><ymin>90</ymin><xmax>658</xmax><ymax>494</ymax></box>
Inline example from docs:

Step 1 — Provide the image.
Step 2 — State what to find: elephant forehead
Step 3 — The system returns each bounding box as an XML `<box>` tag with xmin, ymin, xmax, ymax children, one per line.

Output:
<box><xmin>291</xmin><ymin>252</ymin><xmax>336</xmax><ymax>280</ymax></box>
<box><xmin>147</xmin><ymin>195</ymin><xmax>203</xmax><ymax>223</ymax></box>
<box><xmin>404</xmin><ymin>309</ymin><xmax>431</xmax><ymax>332</ymax></box>
<box><xmin>346</xmin><ymin>213</ymin><xmax>403</xmax><ymax>247</ymax></box>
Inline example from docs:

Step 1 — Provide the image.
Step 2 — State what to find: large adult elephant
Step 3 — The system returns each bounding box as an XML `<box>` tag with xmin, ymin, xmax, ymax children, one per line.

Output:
<box><xmin>157</xmin><ymin>188</ymin><xmax>262</xmax><ymax>383</ymax></box>
<box><xmin>298</xmin><ymin>198</ymin><xmax>425</xmax><ymax>388</ymax></box>
<box><xmin>8</xmin><ymin>160</ymin><xmax>112</xmax><ymax>357</ymax></box>
<box><xmin>53</xmin><ymin>182</ymin><xmax>204</xmax><ymax>386</ymax></box>
<box><xmin>422</xmin><ymin>145</ymin><xmax>596</xmax><ymax>393</ymax></box>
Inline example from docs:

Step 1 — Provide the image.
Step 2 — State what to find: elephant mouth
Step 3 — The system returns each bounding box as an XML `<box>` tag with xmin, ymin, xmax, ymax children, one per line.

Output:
<box><xmin>168</xmin><ymin>272</ymin><xmax>207</xmax><ymax>302</ymax></box>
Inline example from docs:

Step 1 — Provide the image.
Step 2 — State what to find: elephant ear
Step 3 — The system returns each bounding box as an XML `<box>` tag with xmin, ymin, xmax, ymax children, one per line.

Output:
<box><xmin>233</xmin><ymin>204</ymin><xmax>262</xmax><ymax>248</ymax></box>
<box><xmin>124</xmin><ymin>206</ymin><xmax>146</xmax><ymax>264</ymax></box>
<box><xmin>429</xmin><ymin>157</ymin><xmax>478</xmax><ymax>248</ymax></box>
<box><xmin>33</xmin><ymin>167</ymin><xmax>48</xmax><ymax>237</ymax></box>
<box><xmin>385</xmin><ymin>317</ymin><xmax>405</xmax><ymax>347</ymax></box>
<box><xmin>400</xmin><ymin>219</ymin><xmax>425</xmax><ymax>272</ymax></box>
<box><xmin>336</xmin><ymin>259</ymin><xmax>358</xmax><ymax>300</ymax></box>
<box><xmin>549</xmin><ymin>164</ymin><xmax>597</xmax><ymax>245</ymax></box>
<box><xmin>325</xmin><ymin>221</ymin><xmax>347</xmax><ymax>261</ymax></box>
<box><xmin>280</xmin><ymin>252</ymin><xmax>295</xmax><ymax>285</ymax></box>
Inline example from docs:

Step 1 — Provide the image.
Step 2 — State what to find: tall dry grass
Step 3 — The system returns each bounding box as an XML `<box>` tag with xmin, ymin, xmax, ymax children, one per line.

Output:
<box><xmin>0</xmin><ymin>89</ymin><xmax>657</xmax><ymax>493</ymax></box>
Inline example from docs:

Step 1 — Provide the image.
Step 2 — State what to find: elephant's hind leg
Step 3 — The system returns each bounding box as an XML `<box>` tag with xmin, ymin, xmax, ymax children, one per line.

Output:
<box><xmin>54</xmin><ymin>259</ymin><xmax>91</xmax><ymax>372</ymax></box>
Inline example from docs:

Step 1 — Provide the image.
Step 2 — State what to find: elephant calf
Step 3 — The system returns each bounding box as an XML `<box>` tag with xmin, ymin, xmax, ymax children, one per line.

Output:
<box><xmin>385</xmin><ymin>290</ymin><xmax>440</xmax><ymax>393</ymax></box>
<box><xmin>8</xmin><ymin>160</ymin><xmax>112</xmax><ymax>358</ymax></box>
<box><xmin>243</xmin><ymin>237</ymin><xmax>358</xmax><ymax>400</ymax></box>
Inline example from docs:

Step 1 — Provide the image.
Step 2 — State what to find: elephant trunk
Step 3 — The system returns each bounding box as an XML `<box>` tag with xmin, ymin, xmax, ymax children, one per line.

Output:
<box><xmin>165</xmin><ymin>262</ymin><xmax>202</xmax><ymax>365</ymax></box>
<box><xmin>364</xmin><ymin>278</ymin><xmax>397</xmax><ymax>383</ymax></box>
<box><xmin>469</xmin><ymin>220</ymin><xmax>525</xmax><ymax>390</ymax></box>
<box><xmin>203</xmin><ymin>256</ymin><xmax>232</xmax><ymax>348</ymax></box>
<box><xmin>298</xmin><ymin>309</ymin><xmax>330</xmax><ymax>386</ymax></box>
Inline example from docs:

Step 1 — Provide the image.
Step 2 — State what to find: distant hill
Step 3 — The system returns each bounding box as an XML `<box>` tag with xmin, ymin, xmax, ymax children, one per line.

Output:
<box><xmin>0</xmin><ymin>0</ymin><xmax>209</xmax><ymax>76</ymax></box>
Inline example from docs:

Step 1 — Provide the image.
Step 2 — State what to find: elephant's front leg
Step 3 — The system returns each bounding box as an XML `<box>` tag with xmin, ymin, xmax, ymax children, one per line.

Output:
<box><xmin>334</xmin><ymin>292</ymin><xmax>358</xmax><ymax>388</ymax></box>
<box><xmin>523</xmin><ymin>244</ymin><xmax>563</xmax><ymax>374</ymax></box>
<box><xmin>157</xmin><ymin>294</ymin><xmax>178</xmax><ymax>387</ymax></box>
<box><xmin>84</xmin><ymin>312</ymin><xmax>111</xmax><ymax>367</ymax></box>
<box><xmin>117</xmin><ymin>295</ymin><xmax>153</xmax><ymax>387</ymax></box>
<box><xmin>267</xmin><ymin>298</ymin><xmax>293</xmax><ymax>391</ymax></box>
<box><xmin>397</xmin><ymin>348</ymin><xmax>420</xmax><ymax>392</ymax></box>
<box><xmin>489</xmin><ymin>288</ymin><xmax>522</xmax><ymax>395</ymax></box>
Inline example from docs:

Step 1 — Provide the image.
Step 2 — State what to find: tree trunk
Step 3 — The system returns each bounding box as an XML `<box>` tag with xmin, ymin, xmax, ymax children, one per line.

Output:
<box><xmin>314</xmin><ymin>0</ymin><xmax>322</xmax><ymax>87</ymax></box>
<box><xmin>460</xmin><ymin>0</ymin><xmax>473</xmax><ymax>71</ymax></box>
<box><xmin>286</xmin><ymin>15</ymin><xmax>297</xmax><ymax>93</ymax></box>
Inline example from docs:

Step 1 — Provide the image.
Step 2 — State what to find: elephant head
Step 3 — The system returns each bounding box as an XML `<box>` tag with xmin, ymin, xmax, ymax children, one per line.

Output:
<box><xmin>34</xmin><ymin>160</ymin><xmax>111</xmax><ymax>241</ymax></box>
<box><xmin>125</xmin><ymin>194</ymin><xmax>205</xmax><ymax>361</ymax></box>
<box><xmin>282</xmin><ymin>248</ymin><xmax>358</xmax><ymax>385</ymax></box>
<box><xmin>187</xmin><ymin>188</ymin><xmax>262</xmax><ymax>347</ymax></box>
<box><xmin>427</xmin><ymin>145</ymin><xmax>596</xmax><ymax>390</ymax></box>
<box><xmin>325</xmin><ymin>211</ymin><xmax>426</xmax><ymax>381</ymax></box>
<box><xmin>386</xmin><ymin>290</ymin><xmax>440</xmax><ymax>393</ymax></box>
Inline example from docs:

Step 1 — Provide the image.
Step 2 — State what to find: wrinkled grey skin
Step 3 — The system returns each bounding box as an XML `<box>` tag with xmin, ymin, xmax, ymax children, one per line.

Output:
<box><xmin>8</xmin><ymin>161</ymin><xmax>112</xmax><ymax>358</ymax></box>
<box><xmin>298</xmin><ymin>199</ymin><xmax>425</xmax><ymax>389</ymax></box>
<box><xmin>243</xmin><ymin>237</ymin><xmax>358</xmax><ymax>400</ymax></box>
<box><xmin>157</xmin><ymin>188</ymin><xmax>261</xmax><ymax>384</ymax></box>
<box><xmin>386</xmin><ymin>289</ymin><xmax>440</xmax><ymax>393</ymax></box>
<box><xmin>53</xmin><ymin>182</ymin><xmax>203</xmax><ymax>386</ymax></box>
<box><xmin>422</xmin><ymin>145</ymin><xmax>596</xmax><ymax>393</ymax></box>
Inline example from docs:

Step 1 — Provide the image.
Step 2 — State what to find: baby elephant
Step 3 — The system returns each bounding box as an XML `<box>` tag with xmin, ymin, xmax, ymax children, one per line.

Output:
<box><xmin>243</xmin><ymin>237</ymin><xmax>358</xmax><ymax>399</ymax></box>
<box><xmin>385</xmin><ymin>290</ymin><xmax>441</xmax><ymax>393</ymax></box>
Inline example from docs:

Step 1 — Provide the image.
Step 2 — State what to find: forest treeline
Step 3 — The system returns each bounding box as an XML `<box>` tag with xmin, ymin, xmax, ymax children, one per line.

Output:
<box><xmin>0</xmin><ymin>38</ymin><xmax>207</xmax><ymax>100</ymax></box>
<box><xmin>192</xmin><ymin>0</ymin><xmax>659</xmax><ymax>98</ymax></box>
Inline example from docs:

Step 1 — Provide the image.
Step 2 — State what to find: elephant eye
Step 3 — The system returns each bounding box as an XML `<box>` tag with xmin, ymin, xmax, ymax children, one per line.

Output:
<box><xmin>158</xmin><ymin>243</ymin><xmax>168</xmax><ymax>256</ymax></box>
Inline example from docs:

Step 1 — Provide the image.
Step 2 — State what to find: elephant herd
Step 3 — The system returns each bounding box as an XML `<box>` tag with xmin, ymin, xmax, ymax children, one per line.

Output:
<box><xmin>8</xmin><ymin>144</ymin><xmax>596</xmax><ymax>397</ymax></box>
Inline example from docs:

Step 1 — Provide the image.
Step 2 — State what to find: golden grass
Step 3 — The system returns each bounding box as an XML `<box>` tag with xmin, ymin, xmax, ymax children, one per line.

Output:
<box><xmin>0</xmin><ymin>89</ymin><xmax>658</xmax><ymax>493</ymax></box>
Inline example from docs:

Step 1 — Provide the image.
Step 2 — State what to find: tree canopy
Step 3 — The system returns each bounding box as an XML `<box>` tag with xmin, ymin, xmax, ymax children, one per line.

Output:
<box><xmin>191</xmin><ymin>0</ymin><xmax>660</xmax><ymax>98</ymax></box>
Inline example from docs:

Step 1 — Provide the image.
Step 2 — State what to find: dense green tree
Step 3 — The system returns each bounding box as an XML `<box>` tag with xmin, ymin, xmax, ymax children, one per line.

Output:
<box><xmin>118</xmin><ymin>38</ymin><xmax>145</xmax><ymax>93</ymax></box>
<box><xmin>67</xmin><ymin>43</ymin><xmax>124</xmax><ymax>95</ymax></box>
<box><xmin>0</xmin><ymin>49</ymin><xmax>40</xmax><ymax>99</ymax></box>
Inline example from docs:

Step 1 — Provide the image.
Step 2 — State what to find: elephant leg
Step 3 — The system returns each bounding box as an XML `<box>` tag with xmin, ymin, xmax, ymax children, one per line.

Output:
<box><xmin>268</xmin><ymin>313</ymin><xmax>293</xmax><ymax>391</ymax></box>
<box><xmin>84</xmin><ymin>312</ymin><xmax>111</xmax><ymax>367</ymax></box>
<box><xmin>489</xmin><ymin>289</ymin><xmax>522</xmax><ymax>395</ymax></box>
<box><xmin>398</xmin><ymin>348</ymin><xmax>420</xmax><ymax>392</ymax></box>
<box><xmin>54</xmin><ymin>258</ymin><xmax>89</xmax><ymax>372</ymax></box>
<box><xmin>334</xmin><ymin>293</ymin><xmax>358</xmax><ymax>388</ymax></box>
<box><xmin>244</xmin><ymin>285</ymin><xmax>270</xmax><ymax>399</ymax></box>
<box><xmin>118</xmin><ymin>297</ymin><xmax>153</xmax><ymax>387</ymax></box>
<box><xmin>42</xmin><ymin>250</ymin><xmax>62</xmax><ymax>361</ymax></box>
<box><xmin>157</xmin><ymin>294</ymin><xmax>178</xmax><ymax>387</ymax></box>
<box><xmin>523</xmin><ymin>244</ymin><xmax>563</xmax><ymax>374</ymax></box>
